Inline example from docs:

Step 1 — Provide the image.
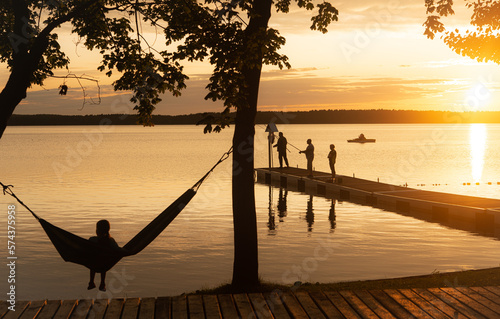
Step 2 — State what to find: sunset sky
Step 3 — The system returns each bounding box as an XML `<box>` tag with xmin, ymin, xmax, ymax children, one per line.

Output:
<box><xmin>4</xmin><ymin>0</ymin><xmax>500</xmax><ymax>115</ymax></box>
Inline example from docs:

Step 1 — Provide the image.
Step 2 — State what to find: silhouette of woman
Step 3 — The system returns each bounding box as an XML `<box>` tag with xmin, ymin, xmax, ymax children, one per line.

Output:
<box><xmin>88</xmin><ymin>220</ymin><xmax>120</xmax><ymax>291</ymax></box>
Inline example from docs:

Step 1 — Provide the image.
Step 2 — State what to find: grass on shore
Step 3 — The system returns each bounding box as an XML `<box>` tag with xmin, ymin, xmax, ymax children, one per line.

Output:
<box><xmin>193</xmin><ymin>267</ymin><xmax>500</xmax><ymax>295</ymax></box>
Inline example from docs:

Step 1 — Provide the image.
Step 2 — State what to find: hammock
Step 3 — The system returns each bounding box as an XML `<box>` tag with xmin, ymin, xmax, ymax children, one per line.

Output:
<box><xmin>1</xmin><ymin>148</ymin><xmax>231</xmax><ymax>272</ymax></box>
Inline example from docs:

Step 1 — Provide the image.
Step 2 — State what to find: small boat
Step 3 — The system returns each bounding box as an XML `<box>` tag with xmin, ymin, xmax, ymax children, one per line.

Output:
<box><xmin>348</xmin><ymin>133</ymin><xmax>376</xmax><ymax>143</ymax></box>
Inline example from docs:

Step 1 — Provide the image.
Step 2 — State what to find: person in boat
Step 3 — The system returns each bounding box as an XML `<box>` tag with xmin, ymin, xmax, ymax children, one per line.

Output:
<box><xmin>299</xmin><ymin>139</ymin><xmax>314</xmax><ymax>177</ymax></box>
<box><xmin>358</xmin><ymin>133</ymin><xmax>366</xmax><ymax>140</ymax></box>
<box><xmin>273</xmin><ymin>132</ymin><xmax>289</xmax><ymax>169</ymax></box>
<box><xmin>88</xmin><ymin>219</ymin><xmax>120</xmax><ymax>292</ymax></box>
<box><xmin>328</xmin><ymin>144</ymin><xmax>337</xmax><ymax>182</ymax></box>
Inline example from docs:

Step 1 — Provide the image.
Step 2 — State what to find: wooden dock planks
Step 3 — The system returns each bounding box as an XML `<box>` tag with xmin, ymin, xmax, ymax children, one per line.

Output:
<box><xmin>120</xmin><ymin>298</ymin><xmax>139</xmax><ymax>319</ymax></box>
<box><xmin>202</xmin><ymin>295</ymin><xmax>222</xmax><ymax>319</ymax></box>
<box><xmin>4</xmin><ymin>286</ymin><xmax>500</xmax><ymax>318</ymax></box>
<box><xmin>187</xmin><ymin>295</ymin><xmax>204</xmax><ymax>319</ymax></box>
<box><xmin>18</xmin><ymin>301</ymin><xmax>45</xmax><ymax>319</ymax></box>
<box><xmin>137</xmin><ymin>298</ymin><xmax>155</xmax><ymax>319</ymax></box>
<box><xmin>216</xmin><ymin>294</ymin><xmax>238</xmax><ymax>318</ymax></box>
<box><xmin>171</xmin><ymin>296</ymin><xmax>187</xmax><ymax>319</ymax></box>
<box><xmin>263</xmin><ymin>292</ymin><xmax>290</xmax><ymax>319</ymax></box>
<box><xmin>248</xmin><ymin>293</ymin><xmax>273</xmax><ymax>319</ymax></box>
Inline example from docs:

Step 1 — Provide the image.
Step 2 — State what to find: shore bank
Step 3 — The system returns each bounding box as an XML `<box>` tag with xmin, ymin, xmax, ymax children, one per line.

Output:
<box><xmin>198</xmin><ymin>267</ymin><xmax>500</xmax><ymax>294</ymax></box>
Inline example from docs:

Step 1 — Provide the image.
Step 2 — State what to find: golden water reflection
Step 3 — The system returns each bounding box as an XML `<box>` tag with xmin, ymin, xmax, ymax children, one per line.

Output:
<box><xmin>470</xmin><ymin>123</ymin><xmax>487</xmax><ymax>182</ymax></box>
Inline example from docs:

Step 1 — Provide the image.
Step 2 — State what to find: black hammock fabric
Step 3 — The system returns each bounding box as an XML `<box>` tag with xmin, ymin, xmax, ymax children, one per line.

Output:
<box><xmin>38</xmin><ymin>188</ymin><xmax>196</xmax><ymax>272</ymax></box>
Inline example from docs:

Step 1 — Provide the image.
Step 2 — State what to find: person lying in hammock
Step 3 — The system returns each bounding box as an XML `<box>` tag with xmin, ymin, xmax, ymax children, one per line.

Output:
<box><xmin>87</xmin><ymin>219</ymin><xmax>120</xmax><ymax>291</ymax></box>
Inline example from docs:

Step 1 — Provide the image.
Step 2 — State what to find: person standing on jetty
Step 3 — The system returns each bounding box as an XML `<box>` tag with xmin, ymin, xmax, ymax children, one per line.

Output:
<box><xmin>299</xmin><ymin>139</ymin><xmax>314</xmax><ymax>177</ymax></box>
<box><xmin>328</xmin><ymin>144</ymin><xmax>337</xmax><ymax>182</ymax></box>
<box><xmin>273</xmin><ymin>132</ymin><xmax>289</xmax><ymax>168</ymax></box>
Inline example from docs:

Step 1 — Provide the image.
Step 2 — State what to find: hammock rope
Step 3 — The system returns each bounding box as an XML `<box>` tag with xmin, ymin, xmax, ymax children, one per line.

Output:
<box><xmin>191</xmin><ymin>146</ymin><xmax>233</xmax><ymax>191</ymax></box>
<box><xmin>1</xmin><ymin>182</ymin><xmax>40</xmax><ymax>220</ymax></box>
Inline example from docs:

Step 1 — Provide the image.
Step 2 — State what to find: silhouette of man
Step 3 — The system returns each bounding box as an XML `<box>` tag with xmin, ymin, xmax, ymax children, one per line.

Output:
<box><xmin>273</xmin><ymin>132</ymin><xmax>289</xmax><ymax>168</ymax></box>
<box><xmin>328</xmin><ymin>144</ymin><xmax>337</xmax><ymax>181</ymax></box>
<box><xmin>299</xmin><ymin>139</ymin><xmax>314</xmax><ymax>177</ymax></box>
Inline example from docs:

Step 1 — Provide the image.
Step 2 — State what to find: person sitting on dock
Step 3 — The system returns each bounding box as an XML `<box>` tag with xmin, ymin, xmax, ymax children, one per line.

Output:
<box><xmin>328</xmin><ymin>144</ymin><xmax>337</xmax><ymax>182</ymax></box>
<box><xmin>299</xmin><ymin>139</ymin><xmax>315</xmax><ymax>178</ymax></box>
<box><xmin>273</xmin><ymin>132</ymin><xmax>289</xmax><ymax>169</ymax></box>
<box><xmin>88</xmin><ymin>219</ymin><xmax>120</xmax><ymax>292</ymax></box>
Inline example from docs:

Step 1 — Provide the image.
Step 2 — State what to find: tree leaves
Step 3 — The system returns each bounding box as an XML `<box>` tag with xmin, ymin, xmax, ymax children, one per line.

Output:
<box><xmin>196</xmin><ymin>107</ymin><xmax>234</xmax><ymax>133</ymax></box>
<box><xmin>424</xmin><ymin>0</ymin><xmax>500</xmax><ymax>64</ymax></box>
<box><xmin>310</xmin><ymin>2</ymin><xmax>338</xmax><ymax>34</ymax></box>
<box><xmin>423</xmin><ymin>15</ymin><xmax>445</xmax><ymax>40</ymax></box>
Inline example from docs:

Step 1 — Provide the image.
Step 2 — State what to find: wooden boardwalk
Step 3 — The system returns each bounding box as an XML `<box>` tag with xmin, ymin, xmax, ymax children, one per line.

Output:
<box><xmin>256</xmin><ymin>167</ymin><xmax>500</xmax><ymax>237</ymax></box>
<box><xmin>4</xmin><ymin>287</ymin><xmax>500</xmax><ymax>318</ymax></box>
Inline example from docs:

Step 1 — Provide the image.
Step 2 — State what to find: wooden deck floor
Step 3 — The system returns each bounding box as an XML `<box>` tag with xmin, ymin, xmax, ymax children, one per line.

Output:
<box><xmin>4</xmin><ymin>287</ymin><xmax>500</xmax><ymax>318</ymax></box>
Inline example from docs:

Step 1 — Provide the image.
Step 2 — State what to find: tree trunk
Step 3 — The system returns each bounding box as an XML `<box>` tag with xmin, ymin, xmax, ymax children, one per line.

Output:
<box><xmin>231</xmin><ymin>0</ymin><xmax>272</xmax><ymax>290</ymax></box>
<box><xmin>231</xmin><ymin>105</ymin><xmax>259</xmax><ymax>289</ymax></box>
<box><xmin>0</xmin><ymin>67</ymin><xmax>31</xmax><ymax>139</ymax></box>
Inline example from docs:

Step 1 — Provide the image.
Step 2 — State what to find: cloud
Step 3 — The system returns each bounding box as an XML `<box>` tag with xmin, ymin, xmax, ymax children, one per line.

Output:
<box><xmin>16</xmin><ymin>85</ymin><xmax>136</xmax><ymax>115</ymax></box>
<box><xmin>14</xmin><ymin>74</ymin><xmax>451</xmax><ymax>115</ymax></box>
<box><xmin>16</xmin><ymin>79</ymin><xmax>224</xmax><ymax>116</ymax></box>
<box><xmin>258</xmin><ymin>75</ymin><xmax>448</xmax><ymax>109</ymax></box>
<box><xmin>17</xmin><ymin>63</ymin><xmax>494</xmax><ymax>116</ymax></box>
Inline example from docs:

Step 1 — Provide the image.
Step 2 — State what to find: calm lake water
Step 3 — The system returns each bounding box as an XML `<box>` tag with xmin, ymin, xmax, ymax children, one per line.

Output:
<box><xmin>1</xmin><ymin>123</ymin><xmax>500</xmax><ymax>300</ymax></box>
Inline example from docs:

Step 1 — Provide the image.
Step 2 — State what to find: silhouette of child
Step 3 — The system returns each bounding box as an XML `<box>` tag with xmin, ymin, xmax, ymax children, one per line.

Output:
<box><xmin>328</xmin><ymin>144</ymin><xmax>337</xmax><ymax>181</ymax></box>
<box><xmin>88</xmin><ymin>219</ymin><xmax>119</xmax><ymax>292</ymax></box>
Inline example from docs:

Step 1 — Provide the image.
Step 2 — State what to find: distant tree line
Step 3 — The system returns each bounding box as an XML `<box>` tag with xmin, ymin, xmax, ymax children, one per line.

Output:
<box><xmin>7</xmin><ymin>109</ymin><xmax>500</xmax><ymax>126</ymax></box>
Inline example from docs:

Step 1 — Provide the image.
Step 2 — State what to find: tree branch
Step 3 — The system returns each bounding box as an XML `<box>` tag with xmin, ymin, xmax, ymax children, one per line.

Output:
<box><xmin>38</xmin><ymin>0</ymin><xmax>101</xmax><ymax>40</ymax></box>
<box><xmin>28</xmin><ymin>0</ymin><xmax>101</xmax><ymax>71</ymax></box>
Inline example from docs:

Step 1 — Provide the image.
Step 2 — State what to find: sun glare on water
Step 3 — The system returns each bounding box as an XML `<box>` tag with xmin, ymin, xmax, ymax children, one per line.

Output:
<box><xmin>469</xmin><ymin>123</ymin><xmax>487</xmax><ymax>182</ymax></box>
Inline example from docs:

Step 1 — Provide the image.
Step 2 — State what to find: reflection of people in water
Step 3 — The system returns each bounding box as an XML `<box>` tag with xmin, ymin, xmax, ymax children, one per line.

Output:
<box><xmin>299</xmin><ymin>139</ymin><xmax>314</xmax><ymax>177</ymax></box>
<box><xmin>268</xmin><ymin>209</ymin><xmax>276</xmax><ymax>231</ymax></box>
<box><xmin>273</xmin><ymin>132</ymin><xmax>289</xmax><ymax>168</ymax></box>
<box><xmin>268</xmin><ymin>186</ymin><xmax>276</xmax><ymax>231</ymax></box>
<box><xmin>277</xmin><ymin>188</ymin><xmax>288</xmax><ymax>220</ymax></box>
<box><xmin>329</xmin><ymin>199</ymin><xmax>336</xmax><ymax>231</ymax></box>
<box><xmin>306</xmin><ymin>195</ymin><xmax>314</xmax><ymax>232</ymax></box>
<box><xmin>88</xmin><ymin>220</ymin><xmax>120</xmax><ymax>292</ymax></box>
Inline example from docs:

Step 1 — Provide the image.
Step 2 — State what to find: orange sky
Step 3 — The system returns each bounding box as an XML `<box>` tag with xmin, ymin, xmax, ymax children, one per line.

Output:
<box><xmin>4</xmin><ymin>0</ymin><xmax>500</xmax><ymax>115</ymax></box>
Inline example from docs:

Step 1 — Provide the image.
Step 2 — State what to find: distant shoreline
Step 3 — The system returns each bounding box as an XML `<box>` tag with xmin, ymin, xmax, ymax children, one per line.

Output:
<box><xmin>8</xmin><ymin>109</ymin><xmax>500</xmax><ymax>126</ymax></box>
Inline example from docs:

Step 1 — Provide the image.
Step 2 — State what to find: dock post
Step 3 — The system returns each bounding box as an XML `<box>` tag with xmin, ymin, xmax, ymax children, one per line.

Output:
<box><xmin>265</xmin><ymin>123</ymin><xmax>279</xmax><ymax>169</ymax></box>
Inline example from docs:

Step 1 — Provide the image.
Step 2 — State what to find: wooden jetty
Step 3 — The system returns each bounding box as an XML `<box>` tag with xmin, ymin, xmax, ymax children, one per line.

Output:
<box><xmin>5</xmin><ymin>287</ymin><xmax>500</xmax><ymax>318</ymax></box>
<box><xmin>255</xmin><ymin>167</ymin><xmax>500</xmax><ymax>237</ymax></box>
